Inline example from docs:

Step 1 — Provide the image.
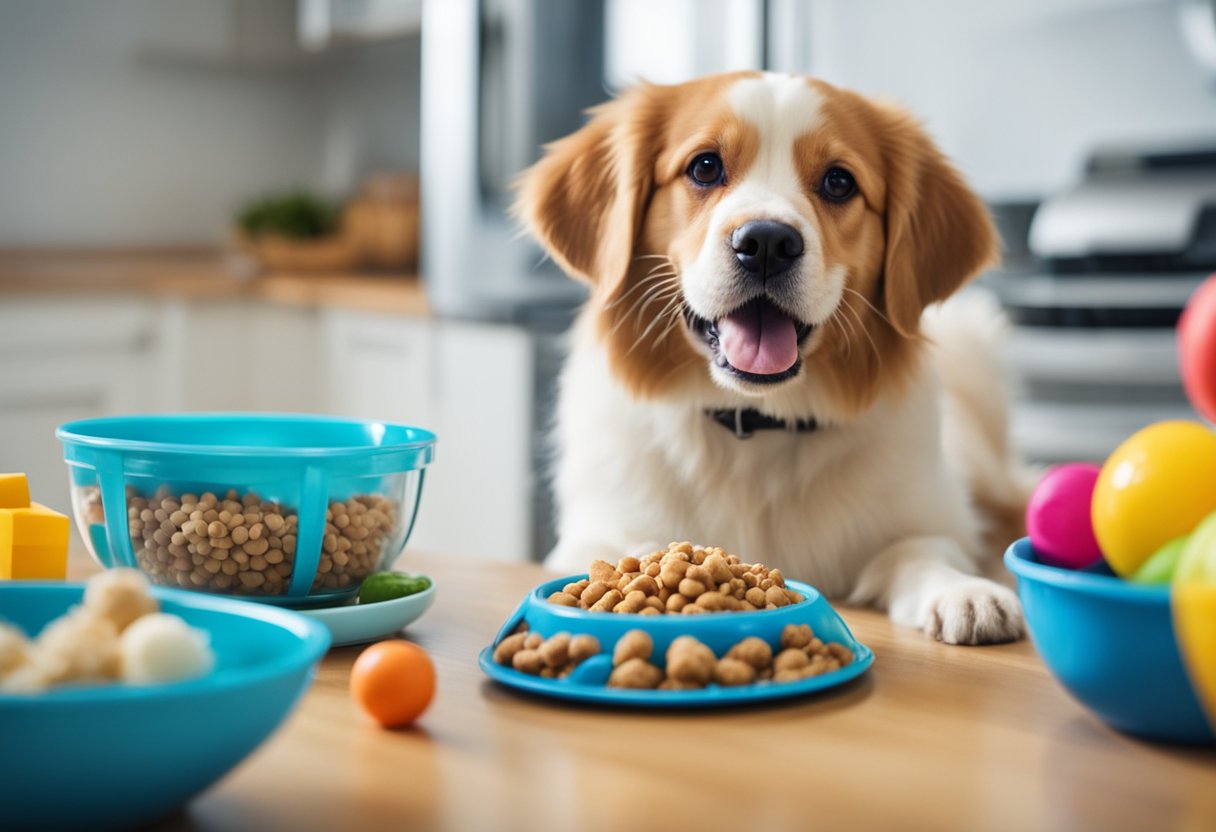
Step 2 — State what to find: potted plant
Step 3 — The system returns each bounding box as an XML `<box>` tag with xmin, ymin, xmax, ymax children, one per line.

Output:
<box><xmin>235</xmin><ymin>191</ymin><xmax>357</xmax><ymax>273</ymax></box>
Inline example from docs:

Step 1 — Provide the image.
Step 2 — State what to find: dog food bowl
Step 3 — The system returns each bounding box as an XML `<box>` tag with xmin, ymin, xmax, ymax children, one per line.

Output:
<box><xmin>57</xmin><ymin>414</ymin><xmax>436</xmax><ymax>605</ymax></box>
<box><xmin>0</xmin><ymin>581</ymin><xmax>330</xmax><ymax>830</ymax></box>
<box><xmin>479</xmin><ymin>574</ymin><xmax>874</xmax><ymax>707</ymax></box>
<box><xmin>1005</xmin><ymin>537</ymin><xmax>1216</xmax><ymax>745</ymax></box>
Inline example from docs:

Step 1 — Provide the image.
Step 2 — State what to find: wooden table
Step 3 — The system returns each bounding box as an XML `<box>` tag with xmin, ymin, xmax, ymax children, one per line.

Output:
<box><xmin>68</xmin><ymin>549</ymin><xmax>1216</xmax><ymax>832</ymax></box>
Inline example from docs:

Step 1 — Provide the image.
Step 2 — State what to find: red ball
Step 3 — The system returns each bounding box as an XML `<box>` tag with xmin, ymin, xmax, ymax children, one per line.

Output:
<box><xmin>1179</xmin><ymin>275</ymin><xmax>1216</xmax><ymax>423</ymax></box>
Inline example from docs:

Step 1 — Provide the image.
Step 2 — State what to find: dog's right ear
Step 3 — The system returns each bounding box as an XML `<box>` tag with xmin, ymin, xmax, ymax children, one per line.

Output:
<box><xmin>514</xmin><ymin>86</ymin><xmax>659</xmax><ymax>299</ymax></box>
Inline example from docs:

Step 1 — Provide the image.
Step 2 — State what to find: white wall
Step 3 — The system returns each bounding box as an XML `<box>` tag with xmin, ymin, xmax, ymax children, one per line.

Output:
<box><xmin>0</xmin><ymin>0</ymin><xmax>420</xmax><ymax>247</ymax></box>
<box><xmin>804</xmin><ymin>0</ymin><xmax>1216</xmax><ymax>200</ymax></box>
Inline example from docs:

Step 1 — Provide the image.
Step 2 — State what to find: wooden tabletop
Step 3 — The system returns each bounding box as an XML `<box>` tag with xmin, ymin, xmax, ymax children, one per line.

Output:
<box><xmin>67</xmin><ymin>548</ymin><xmax>1216</xmax><ymax>832</ymax></box>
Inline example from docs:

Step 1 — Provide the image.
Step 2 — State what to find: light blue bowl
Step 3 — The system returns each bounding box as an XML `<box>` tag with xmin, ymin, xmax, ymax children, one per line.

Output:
<box><xmin>1005</xmin><ymin>537</ymin><xmax>1215</xmax><ymax>745</ymax></box>
<box><xmin>481</xmin><ymin>575</ymin><xmax>874</xmax><ymax>707</ymax></box>
<box><xmin>56</xmin><ymin>414</ymin><xmax>436</xmax><ymax>604</ymax></box>
<box><xmin>0</xmin><ymin>582</ymin><xmax>331</xmax><ymax>830</ymax></box>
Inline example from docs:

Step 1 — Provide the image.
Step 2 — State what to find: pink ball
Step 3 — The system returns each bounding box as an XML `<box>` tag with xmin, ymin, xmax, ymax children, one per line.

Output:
<box><xmin>1026</xmin><ymin>463</ymin><xmax>1104</xmax><ymax>569</ymax></box>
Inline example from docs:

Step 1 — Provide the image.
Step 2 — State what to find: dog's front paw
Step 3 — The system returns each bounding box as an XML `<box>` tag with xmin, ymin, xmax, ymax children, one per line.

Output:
<box><xmin>924</xmin><ymin>579</ymin><xmax>1024</xmax><ymax>645</ymax></box>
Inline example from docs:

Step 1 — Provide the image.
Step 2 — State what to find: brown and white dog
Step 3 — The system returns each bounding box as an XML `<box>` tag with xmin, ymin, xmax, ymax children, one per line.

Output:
<box><xmin>516</xmin><ymin>71</ymin><xmax>1030</xmax><ymax>644</ymax></box>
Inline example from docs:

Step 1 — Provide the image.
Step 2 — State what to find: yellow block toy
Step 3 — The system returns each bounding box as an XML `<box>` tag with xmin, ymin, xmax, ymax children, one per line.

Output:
<box><xmin>0</xmin><ymin>473</ymin><xmax>69</xmax><ymax>580</ymax></box>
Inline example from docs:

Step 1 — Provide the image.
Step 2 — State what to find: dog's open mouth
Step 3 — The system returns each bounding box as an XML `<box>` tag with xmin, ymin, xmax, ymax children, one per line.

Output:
<box><xmin>687</xmin><ymin>298</ymin><xmax>814</xmax><ymax>385</ymax></box>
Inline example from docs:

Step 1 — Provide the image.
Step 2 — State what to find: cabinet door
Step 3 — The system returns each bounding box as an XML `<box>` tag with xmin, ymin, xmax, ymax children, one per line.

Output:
<box><xmin>0</xmin><ymin>298</ymin><xmax>161</xmax><ymax>513</ymax></box>
<box><xmin>320</xmin><ymin>309</ymin><xmax>434</xmax><ymax>426</ymax></box>
<box><xmin>407</xmin><ymin>321</ymin><xmax>535</xmax><ymax>563</ymax></box>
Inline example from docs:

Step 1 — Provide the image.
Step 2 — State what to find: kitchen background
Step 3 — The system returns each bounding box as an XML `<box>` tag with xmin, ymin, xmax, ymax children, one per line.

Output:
<box><xmin>2</xmin><ymin>0</ymin><xmax>1214</xmax><ymax>563</ymax></box>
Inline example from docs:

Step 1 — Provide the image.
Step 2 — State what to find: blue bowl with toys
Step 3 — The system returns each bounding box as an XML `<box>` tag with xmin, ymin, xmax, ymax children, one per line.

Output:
<box><xmin>57</xmin><ymin>414</ymin><xmax>436</xmax><ymax>606</ymax></box>
<box><xmin>0</xmin><ymin>580</ymin><xmax>330</xmax><ymax>830</ymax></box>
<box><xmin>479</xmin><ymin>548</ymin><xmax>874</xmax><ymax>708</ymax></box>
<box><xmin>1005</xmin><ymin>537</ymin><xmax>1215</xmax><ymax>745</ymax></box>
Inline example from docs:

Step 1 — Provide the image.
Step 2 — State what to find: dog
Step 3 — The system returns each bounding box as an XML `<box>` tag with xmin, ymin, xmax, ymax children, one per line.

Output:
<box><xmin>515</xmin><ymin>72</ymin><xmax>1030</xmax><ymax>644</ymax></box>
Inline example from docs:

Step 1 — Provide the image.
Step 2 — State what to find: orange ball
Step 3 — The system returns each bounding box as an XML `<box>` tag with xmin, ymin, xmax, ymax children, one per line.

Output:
<box><xmin>349</xmin><ymin>640</ymin><xmax>435</xmax><ymax>728</ymax></box>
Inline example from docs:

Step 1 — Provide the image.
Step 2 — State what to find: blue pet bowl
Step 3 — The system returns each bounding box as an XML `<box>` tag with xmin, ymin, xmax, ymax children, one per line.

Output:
<box><xmin>1005</xmin><ymin>537</ymin><xmax>1215</xmax><ymax>745</ymax></box>
<box><xmin>0</xmin><ymin>582</ymin><xmax>331</xmax><ymax>830</ymax></box>
<box><xmin>57</xmin><ymin>414</ymin><xmax>436</xmax><ymax>605</ymax></box>
<box><xmin>480</xmin><ymin>574</ymin><xmax>874</xmax><ymax>707</ymax></box>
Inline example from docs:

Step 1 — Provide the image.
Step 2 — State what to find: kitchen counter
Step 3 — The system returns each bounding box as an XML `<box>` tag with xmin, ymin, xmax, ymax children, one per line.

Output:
<box><xmin>0</xmin><ymin>249</ymin><xmax>429</xmax><ymax>317</ymax></box>
<box><xmin>63</xmin><ymin>546</ymin><xmax>1216</xmax><ymax>832</ymax></box>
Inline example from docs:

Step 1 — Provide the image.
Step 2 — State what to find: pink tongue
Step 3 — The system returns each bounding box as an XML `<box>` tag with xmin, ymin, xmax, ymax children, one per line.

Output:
<box><xmin>718</xmin><ymin>302</ymin><xmax>799</xmax><ymax>375</ymax></box>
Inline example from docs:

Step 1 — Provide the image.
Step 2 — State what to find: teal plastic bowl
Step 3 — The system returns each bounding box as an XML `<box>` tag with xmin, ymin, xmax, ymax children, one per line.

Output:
<box><xmin>481</xmin><ymin>575</ymin><xmax>874</xmax><ymax>707</ymax></box>
<box><xmin>0</xmin><ymin>582</ymin><xmax>330</xmax><ymax>830</ymax></box>
<box><xmin>1005</xmin><ymin>537</ymin><xmax>1215</xmax><ymax>745</ymax></box>
<box><xmin>57</xmin><ymin>414</ymin><xmax>436</xmax><ymax>605</ymax></box>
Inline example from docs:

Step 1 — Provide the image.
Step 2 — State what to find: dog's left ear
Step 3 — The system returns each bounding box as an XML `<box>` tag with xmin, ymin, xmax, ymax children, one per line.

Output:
<box><xmin>514</xmin><ymin>85</ymin><xmax>661</xmax><ymax>300</ymax></box>
<box><xmin>879</xmin><ymin>107</ymin><xmax>1000</xmax><ymax>337</ymax></box>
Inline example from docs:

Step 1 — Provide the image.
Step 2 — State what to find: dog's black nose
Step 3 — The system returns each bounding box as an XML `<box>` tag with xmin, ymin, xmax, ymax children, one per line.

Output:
<box><xmin>731</xmin><ymin>221</ymin><xmax>804</xmax><ymax>278</ymax></box>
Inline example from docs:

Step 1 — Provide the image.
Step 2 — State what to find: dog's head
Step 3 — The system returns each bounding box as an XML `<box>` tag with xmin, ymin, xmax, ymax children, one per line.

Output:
<box><xmin>516</xmin><ymin>72</ymin><xmax>998</xmax><ymax>414</ymax></box>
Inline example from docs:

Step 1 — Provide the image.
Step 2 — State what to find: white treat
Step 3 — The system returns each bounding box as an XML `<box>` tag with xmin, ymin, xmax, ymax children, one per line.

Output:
<box><xmin>0</xmin><ymin>662</ymin><xmax>49</xmax><ymax>694</ymax></box>
<box><xmin>120</xmin><ymin>613</ymin><xmax>215</xmax><ymax>685</ymax></box>
<box><xmin>0</xmin><ymin>622</ymin><xmax>33</xmax><ymax>678</ymax></box>
<box><xmin>84</xmin><ymin>568</ymin><xmax>159</xmax><ymax>633</ymax></box>
<box><xmin>37</xmin><ymin>609</ymin><xmax>121</xmax><ymax>683</ymax></box>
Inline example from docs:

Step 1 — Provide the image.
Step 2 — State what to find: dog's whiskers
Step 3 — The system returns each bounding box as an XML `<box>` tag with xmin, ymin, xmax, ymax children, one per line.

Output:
<box><xmin>843</xmin><ymin>287</ymin><xmax>894</xmax><ymax>329</ymax></box>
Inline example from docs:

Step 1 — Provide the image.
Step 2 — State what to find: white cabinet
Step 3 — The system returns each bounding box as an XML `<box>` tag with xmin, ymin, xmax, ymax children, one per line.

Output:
<box><xmin>156</xmin><ymin>299</ymin><xmax>323</xmax><ymax>413</ymax></box>
<box><xmin>0</xmin><ymin>297</ymin><xmax>163</xmax><ymax>513</ymax></box>
<box><xmin>320</xmin><ymin>309</ymin><xmax>536</xmax><ymax>562</ymax></box>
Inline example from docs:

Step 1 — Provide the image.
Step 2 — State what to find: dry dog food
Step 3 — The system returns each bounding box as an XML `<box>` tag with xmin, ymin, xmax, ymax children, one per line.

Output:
<box><xmin>607</xmin><ymin>625</ymin><xmax>853</xmax><ymax>690</ymax></box>
<box><xmin>492</xmin><ymin>630</ymin><xmax>601</xmax><ymax>679</ymax></box>
<box><xmin>0</xmin><ymin>568</ymin><xmax>215</xmax><ymax>693</ymax></box>
<box><xmin>546</xmin><ymin>542</ymin><xmax>804</xmax><ymax>614</ymax></box>
<box><xmin>82</xmin><ymin>487</ymin><xmax>397</xmax><ymax>596</ymax></box>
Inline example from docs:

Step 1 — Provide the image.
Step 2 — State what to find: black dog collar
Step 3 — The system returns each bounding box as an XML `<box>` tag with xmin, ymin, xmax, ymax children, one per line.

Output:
<box><xmin>706</xmin><ymin>408</ymin><xmax>819</xmax><ymax>440</ymax></box>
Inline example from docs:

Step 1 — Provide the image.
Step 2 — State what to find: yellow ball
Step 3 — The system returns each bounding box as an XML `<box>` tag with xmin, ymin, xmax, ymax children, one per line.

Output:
<box><xmin>1092</xmin><ymin>421</ymin><xmax>1216</xmax><ymax>576</ymax></box>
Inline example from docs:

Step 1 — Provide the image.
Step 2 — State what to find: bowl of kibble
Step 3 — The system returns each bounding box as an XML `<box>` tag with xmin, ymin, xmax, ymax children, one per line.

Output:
<box><xmin>57</xmin><ymin>414</ymin><xmax>435</xmax><ymax>606</ymax></box>
<box><xmin>0</xmin><ymin>569</ymin><xmax>330</xmax><ymax>830</ymax></box>
<box><xmin>479</xmin><ymin>542</ymin><xmax>874</xmax><ymax>707</ymax></box>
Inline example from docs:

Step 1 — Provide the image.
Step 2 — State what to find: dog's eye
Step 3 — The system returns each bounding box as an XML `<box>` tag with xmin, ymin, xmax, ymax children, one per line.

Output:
<box><xmin>687</xmin><ymin>153</ymin><xmax>725</xmax><ymax>187</ymax></box>
<box><xmin>820</xmin><ymin>167</ymin><xmax>857</xmax><ymax>202</ymax></box>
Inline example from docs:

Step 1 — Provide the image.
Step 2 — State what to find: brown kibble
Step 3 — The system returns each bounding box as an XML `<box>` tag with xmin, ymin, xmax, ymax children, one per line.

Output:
<box><xmin>704</xmin><ymin>553</ymin><xmax>732</xmax><ymax>584</ymax></box>
<box><xmin>547</xmin><ymin>591</ymin><xmax>579</xmax><ymax>607</ymax></box>
<box><xmin>512</xmin><ymin>649</ymin><xmax>544</xmax><ymax>675</ymax></box>
<box><xmin>538</xmin><ymin>633</ymin><xmax>571</xmax><ymax>668</ymax></box>
<box><xmin>825</xmin><ymin>642</ymin><xmax>854</xmax><ymax>666</ymax></box>
<box><xmin>666</xmin><ymin>636</ymin><xmax>715</xmax><ymax>686</ymax></box>
<box><xmin>678</xmin><ymin>578</ymin><xmax>706</xmax><ymax>598</ymax></box>
<box><xmin>589</xmin><ymin>589</ymin><xmax>623</xmax><ymax>613</ymax></box>
<box><xmin>493</xmin><ymin>632</ymin><xmax>528</xmax><ymax>665</ymax></box>
<box><xmin>617</xmin><ymin>555</ymin><xmax>641</xmax><ymax>574</ymax></box>
<box><xmin>659</xmin><ymin>559</ymin><xmax>689</xmax><ymax>590</ymax></box>
<box><xmin>622</xmin><ymin>574</ymin><xmax>659</xmax><ymax>596</ymax></box>
<box><xmin>580</xmin><ymin>580</ymin><xmax>611</xmax><ymax>607</ymax></box>
<box><xmin>726</xmin><ymin>637</ymin><xmax>773</xmax><ymax>670</ymax></box>
<box><xmin>569</xmin><ymin>635</ymin><xmax>600</xmax><ymax>662</ymax></box>
<box><xmin>612</xmin><ymin>590</ymin><xmax>648</xmax><ymax>614</ymax></box>
<box><xmin>588</xmin><ymin>559</ymin><xmax>619</xmax><ymax>584</ymax></box>
<box><xmin>612</xmin><ymin>630</ymin><xmax>653</xmax><ymax>666</ymax></box>
<box><xmin>774</xmin><ymin>648</ymin><xmax>810</xmax><ymax>673</ymax></box>
<box><xmin>243</xmin><ymin>537</ymin><xmax>269</xmax><ymax>557</ymax></box>
<box><xmin>607</xmin><ymin>657</ymin><xmax>662</xmax><ymax>689</ymax></box>
<box><xmin>523</xmin><ymin>632</ymin><xmax>543</xmax><ymax>650</ymax></box>
<box><xmin>765</xmin><ymin>585</ymin><xmax>790</xmax><ymax>607</ymax></box>
<box><xmin>666</xmin><ymin>594</ymin><xmax>688</xmax><ymax>613</ymax></box>
<box><xmin>714</xmin><ymin>657</ymin><xmax>757</xmax><ymax>687</ymax></box>
<box><xmin>781</xmin><ymin>623</ymin><xmax>814</xmax><ymax>650</ymax></box>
